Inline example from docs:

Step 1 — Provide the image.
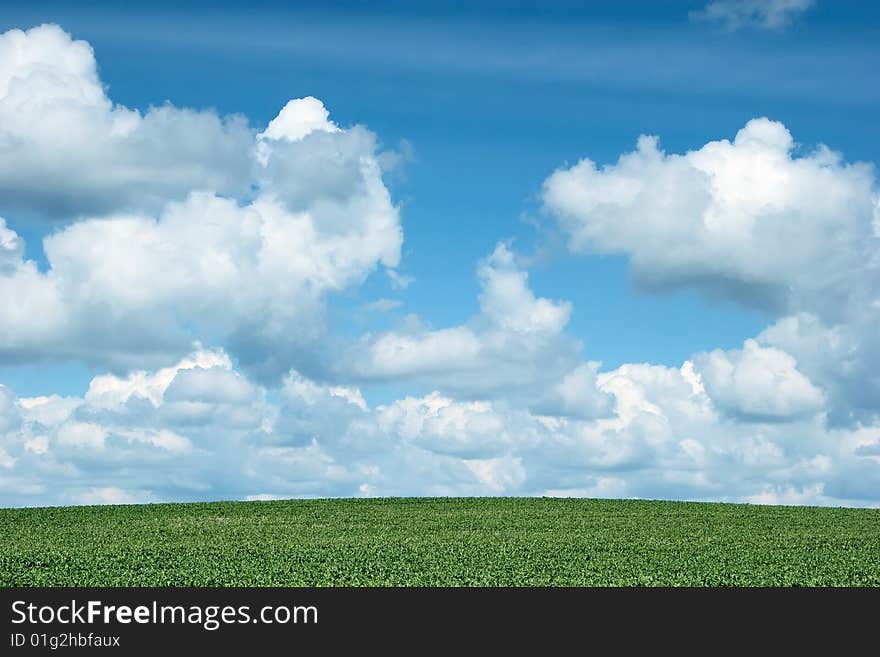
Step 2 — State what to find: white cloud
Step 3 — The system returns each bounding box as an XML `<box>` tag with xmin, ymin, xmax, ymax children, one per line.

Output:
<box><xmin>477</xmin><ymin>243</ymin><xmax>571</xmax><ymax>335</ymax></box>
<box><xmin>0</xmin><ymin>218</ymin><xmax>23</xmax><ymax>272</ymax></box>
<box><xmin>463</xmin><ymin>456</ymin><xmax>526</xmax><ymax>494</ymax></box>
<box><xmin>348</xmin><ymin>325</ymin><xmax>482</xmax><ymax>380</ymax></box>
<box><xmin>532</xmin><ymin>362</ymin><xmax>615</xmax><ymax>420</ymax></box>
<box><xmin>17</xmin><ymin>395</ymin><xmax>80</xmax><ymax>426</ymax></box>
<box><xmin>341</xmin><ymin>243</ymin><xmax>598</xmax><ymax>411</ymax></box>
<box><xmin>543</xmin><ymin>118</ymin><xmax>878</xmax><ymax>320</ymax></box>
<box><xmin>542</xmin><ymin>117</ymin><xmax>880</xmax><ymax>425</ymax></box>
<box><xmin>690</xmin><ymin>0</ymin><xmax>815</xmax><ymax>30</ymax></box>
<box><xmin>744</xmin><ymin>484</ymin><xmax>827</xmax><ymax>506</ymax></box>
<box><xmin>693</xmin><ymin>339</ymin><xmax>825</xmax><ymax>421</ymax></box>
<box><xmin>75</xmin><ymin>487</ymin><xmax>154</xmax><ymax>506</ymax></box>
<box><xmin>85</xmin><ymin>348</ymin><xmax>232</xmax><ymax>409</ymax></box>
<box><xmin>0</xmin><ymin>384</ymin><xmax>21</xmax><ymax>434</ymax></box>
<box><xmin>379</xmin><ymin>392</ymin><xmax>510</xmax><ymax>459</ymax></box>
<box><xmin>258</xmin><ymin>96</ymin><xmax>339</xmax><ymax>143</ymax></box>
<box><xmin>164</xmin><ymin>367</ymin><xmax>259</xmax><ymax>406</ymax></box>
<box><xmin>757</xmin><ymin>312</ymin><xmax>880</xmax><ymax>425</ymax></box>
<box><xmin>56</xmin><ymin>422</ymin><xmax>108</xmax><ymax>450</ymax></box>
<box><xmin>283</xmin><ymin>371</ymin><xmax>367</xmax><ymax>412</ymax></box>
<box><xmin>245</xmin><ymin>493</ymin><xmax>291</xmax><ymax>502</ymax></box>
<box><xmin>543</xmin><ymin>477</ymin><xmax>628</xmax><ymax>499</ymax></box>
<box><xmin>0</xmin><ymin>446</ymin><xmax>14</xmax><ymax>469</ymax></box>
<box><xmin>121</xmin><ymin>428</ymin><xmax>192</xmax><ymax>454</ymax></box>
<box><xmin>0</xmin><ymin>24</ymin><xmax>254</xmax><ymax>219</ymax></box>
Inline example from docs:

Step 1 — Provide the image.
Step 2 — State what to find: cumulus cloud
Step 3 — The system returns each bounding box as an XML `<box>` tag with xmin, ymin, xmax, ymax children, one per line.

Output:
<box><xmin>339</xmin><ymin>243</ymin><xmax>609</xmax><ymax>414</ymax></box>
<box><xmin>543</xmin><ymin>118</ymin><xmax>878</xmax><ymax>320</ymax></box>
<box><xmin>693</xmin><ymin>339</ymin><xmax>825</xmax><ymax>421</ymax></box>
<box><xmin>0</xmin><ymin>24</ymin><xmax>254</xmax><ymax>219</ymax></box>
<box><xmin>379</xmin><ymin>393</ymin><xmax>512</xmax><ymax>459</ymax></box>
<box><xmin>757</xmin><ymin>313</ymin><xmax>880</xmax><ymax>425</ymax></box>
<box><xmin>258</xmin><ymin>96</ymin><xmax>339</xmax><ymax>143</ymax></box>
<box><xmin>690</xmin><ymin>0</ymin><xmax>815</xmax><ymax>30</ymax></box>
<box><xmin>531</xmin><ymin>362</ymin><xmax>615</xmax><ymax>420</ymax></box>
<box><xmin>0</xmin><ymin>218</ymin><xmax>23</xmax><ymax>272</ymax></box>
<box><xmin>0</xmin><ymin>189</ymin><xmax>399</xmax><ymax>374</ymax></box>
<box><xmin>85</xmin><ymin>348</ymin><xmax>232</xmax><ymax>409</ymax></box>
<box><xmin>477</xmin><ymin>244</ymin><xmax>571</xmax><ymax>335</ymax></box>
<box><xmin>542</xmin><ymin>117</ymin><xmax>880</xmax><ymax>425</ymax></box>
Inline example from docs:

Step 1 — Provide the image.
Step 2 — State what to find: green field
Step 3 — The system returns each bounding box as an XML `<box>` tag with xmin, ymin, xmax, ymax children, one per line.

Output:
<box><xmin>1</xmin><ymin>497</ymin><xmax>878</xmax><ymax>586</ymax></box>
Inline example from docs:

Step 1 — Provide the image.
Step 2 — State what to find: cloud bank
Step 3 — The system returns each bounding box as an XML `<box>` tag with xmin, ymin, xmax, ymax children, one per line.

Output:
<box><xmin>2</xmin><ymin>343</ymin><xmax>877</xmax><ymax>507</ymax></box>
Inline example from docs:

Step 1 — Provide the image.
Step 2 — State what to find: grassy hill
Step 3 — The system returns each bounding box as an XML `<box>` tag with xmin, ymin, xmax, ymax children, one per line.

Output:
<box><xmin>1</xmin><ymin>497</ymin><xmax>878</xmax><ymax>586</ymax></box>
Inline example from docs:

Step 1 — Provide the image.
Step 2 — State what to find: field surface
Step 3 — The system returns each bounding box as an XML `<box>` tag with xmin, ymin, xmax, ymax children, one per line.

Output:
<box><xmin>1</xmin><ymin>497</ymin><xmax>878</xmax><ymax>586</ymax></box>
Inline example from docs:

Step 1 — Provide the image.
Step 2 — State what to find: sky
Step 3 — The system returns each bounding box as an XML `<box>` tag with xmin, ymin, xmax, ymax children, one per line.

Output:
<box><xmin>0</xmin><ymin>0</ymin><xmax>878</xmax><ymax>507</ymax></box>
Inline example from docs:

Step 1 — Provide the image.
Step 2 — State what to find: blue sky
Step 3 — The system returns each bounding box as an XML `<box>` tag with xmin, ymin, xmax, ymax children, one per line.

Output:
<box><xmin>0</xmin><ymin>1</ymin><xmax>878</xmax><ymax>507</ymax></box>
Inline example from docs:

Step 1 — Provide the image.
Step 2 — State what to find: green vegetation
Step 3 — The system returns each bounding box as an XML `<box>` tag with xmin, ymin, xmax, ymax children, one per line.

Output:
<box><xmin>1</xmin><ymin>497</ymin><xmax>878</xmax><ymax>586</ymax></box>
